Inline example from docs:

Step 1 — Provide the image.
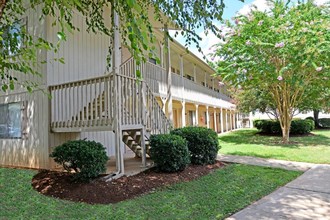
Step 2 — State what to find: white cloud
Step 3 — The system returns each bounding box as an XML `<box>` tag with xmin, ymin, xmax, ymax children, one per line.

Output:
<box><xmin>170</xmin><ymin>28</ymin><xmax>224</xmax><ymax>61</ymax></box>
<box><xmin>238</xmin><ymin>0</ymin><xmax>329</xmax><ymax>16</ymax></box>
<box><xmin>315</xmin><ymin>0</ymin><xmax>329</xmax><ymax>5</ymax></box>
<box><xmin>237</xmin><ymin>0</ymin><xmax>271</xmax><ymax>16</ymax></box>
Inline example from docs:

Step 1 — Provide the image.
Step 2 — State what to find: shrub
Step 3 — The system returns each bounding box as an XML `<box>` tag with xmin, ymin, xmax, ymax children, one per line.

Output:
<box><xmin>149</xmin><ymin>134</ymin><xmax>190</xmax><ymax>172</ymax></box>
<box><xmin>305</xmin><ymin>116</ymin><xmax>314</xmax><ymax>121</ymax></box>
<box><xmin>253</xmin><ymin>119</ymin><xmax>273</xmax><ymax>133</ymax></box>
<box><xmin>171</xmin><ymin>126</ymin><xmax>220</xmax><ymax>165</ymax></box>
<box><xmin>319</xmin><ymin>118</ymin><xmax>330</xmax><ymax>128</ymax></box>
<box><xmin>291</xmin><ymin>119</ymin><xmax>314</xmax><ymax>134</ymax></box>
<box><xmin>254</xmin><ymin>119</ymin><xmax>315</xmax><ymax>135</ymax></box>
<box><xmin>50</xmin><ymin>140</ymin><xmax>108</xmax><ymax>181</ymax></box>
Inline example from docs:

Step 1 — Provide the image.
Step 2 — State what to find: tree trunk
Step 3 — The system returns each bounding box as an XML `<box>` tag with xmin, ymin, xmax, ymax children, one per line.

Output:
<box><xmin>0</xmin><ymin>0</ymin><xmax>7</xmax><ymax>20</ymax></box>
<box><xmin>313</xmin><ymin>109</ymin><xmax>320</xmax><ymax>128</ymax></box>
<box><xmin>281</xmin><ymin>123</ymin><xmax>290</xmax><ymax>144</ymax></box>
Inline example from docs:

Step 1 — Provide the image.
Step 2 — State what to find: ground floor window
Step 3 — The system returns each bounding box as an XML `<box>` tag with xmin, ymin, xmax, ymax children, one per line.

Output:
<box><xmin>0</xmin><ymin>102</ymin><xmax>24</xmax><ymax>138</ymax></box>
<box><xmin>188</xmin><ymin>110</ymin><xmax>195</xmax><ymax>126</ymax></box>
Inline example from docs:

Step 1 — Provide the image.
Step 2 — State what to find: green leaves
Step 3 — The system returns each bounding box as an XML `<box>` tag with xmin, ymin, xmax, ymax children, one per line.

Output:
<box><xmin>213</xmin><ymin>0</ymin><xmax>330</xmax><ymax>142</ymax></box>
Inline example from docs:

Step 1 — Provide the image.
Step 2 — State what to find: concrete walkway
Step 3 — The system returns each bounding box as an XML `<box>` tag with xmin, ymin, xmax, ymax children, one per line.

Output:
<box><xmin>217</xmin><ymin>155</ymin><xmax>330</xmax><ymax>220</ymax></box>
<box><xmin>218</xmin><ymin>155</ymin><xmax>315</xmax><ymax>171</ymax></box>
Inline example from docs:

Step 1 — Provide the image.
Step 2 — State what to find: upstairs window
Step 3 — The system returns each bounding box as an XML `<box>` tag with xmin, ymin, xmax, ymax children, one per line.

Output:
<box><xmin>1</xmin><ymin>18</ymin><xmax>27</xmax><ymax>56</ymax></box>
<box><xmin>186</xmin><ymin>75</ymin><xmax>194</xmax><ymax>81</ymax></box>
<box><xmin>148</xmin><ymin>57</ymin><xmax>157</xmax><ymax>65</ymax></box>
<box><xmin>0</xmin><ymin>102</ymin><xmax>26</xmax><ymax>139</ymax></box>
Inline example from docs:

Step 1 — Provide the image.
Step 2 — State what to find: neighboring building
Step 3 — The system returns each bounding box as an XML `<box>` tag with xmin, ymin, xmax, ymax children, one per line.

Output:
<box><xmin>0</xmin><ymin>5</ymin><xmax>244</xmax><ymax>175</ymax></box>
<box><xmin>251</xmin><ymin>111</ymin><xmax>330</xmax><ymax>121</ymax></box>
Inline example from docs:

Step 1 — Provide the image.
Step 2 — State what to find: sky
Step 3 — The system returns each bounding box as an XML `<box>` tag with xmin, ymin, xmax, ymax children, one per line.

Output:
<box><xmin>173</xmin><ymin>0</ymin><xmax>329</xmax><ymax>61</ymax></box>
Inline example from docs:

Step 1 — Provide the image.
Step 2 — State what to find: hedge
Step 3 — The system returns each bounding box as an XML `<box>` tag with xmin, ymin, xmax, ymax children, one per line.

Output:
<box><xmin>319</xmin><ymin>118</ymin><xmax>330</xmax><ymax>128</ymax></box>
<box><xmin>171</xmin><ymin>126</ymin><xmax>220</xmax><ymax>165</ymax></box>
<box><xmin>253</xmin><ymin>119</ymin><xmax>315</xmax><ymax>135</ymax></box>
<box><xmin>50</xmin><ymin>140</ymin><xmax>108</xmax><ymax>182</ymax></box>
<box><xmin>149</xmin><ymin>134</ymin><xmax>190</xmax><ymax>172</ymax></box>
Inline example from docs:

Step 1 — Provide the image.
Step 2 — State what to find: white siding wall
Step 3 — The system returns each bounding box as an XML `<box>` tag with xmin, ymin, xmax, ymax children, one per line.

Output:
<box><xmin>46</xmin><ymin>11</ymin><xmax>118</xmax><ymax>163</ymax></box>
<box><xmin>0</xmin><ymin>91</ymin><xmax>49</xmax><ymax>169</ymax></box>
<box><xmin>0</xmin><ymin>5</ymin><xmax>50</xmax><ymax>169</ymax></box>
<box><xmin>46</xmin><ymin>12</ymin><xmax>112</xmax><ymax>85</ymax></box>
<box><xmin>49</xmin><ymin>131</ymin><xmax>116</xmax><ymax>158</ymax></box>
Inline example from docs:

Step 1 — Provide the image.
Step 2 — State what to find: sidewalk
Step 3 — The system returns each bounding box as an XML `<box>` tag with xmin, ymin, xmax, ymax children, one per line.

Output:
<box><xmin>217</xmin><ymin>154</ymin><xmax>330</xmax><ymax>220</ymax></box>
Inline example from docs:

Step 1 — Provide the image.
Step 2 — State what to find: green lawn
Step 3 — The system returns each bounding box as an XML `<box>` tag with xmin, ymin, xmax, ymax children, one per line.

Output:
<box><xmin>0</xmin><ymin>165</ymin><xmax>300</xmax><ymax>219</ymax></box>
<box><xmin>219</xmin><ymin>129</ymin><xmax>330</xmax><ymax>164</ymax></box>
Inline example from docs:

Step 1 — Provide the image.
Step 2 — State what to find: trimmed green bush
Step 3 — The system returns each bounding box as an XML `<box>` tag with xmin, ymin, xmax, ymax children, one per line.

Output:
<box><xmin>291</xmin><ymin>119</ymin><xmax>315</xmax><ymax>134</ymax></box>
<box><xmin>50</xmin><ymin>140</ymin><xmax>108</xmax><ymax>182</ymax></box>
<box><xmin>319</xmin><ymin>118</ymin><xmax>330</xmax><ymax>128</ymax></box>
<box><xmin>171</xmin><ymin>126</ymin><xmax>220</xmax><ymax>165</ymax></box>
<box><xmin>253</xmin><ymin>119</ymin><xmax>315</xmax><ymax>135</ymax></box>
<box><xmin>305</xmin><ymin>116</ymin><xmax>314</xmax><ymax>121</ymax></box>
<box><xmin>149</xmin><ymin>134</ymin><xmax>190</xmax><ymax>172</ymax></box>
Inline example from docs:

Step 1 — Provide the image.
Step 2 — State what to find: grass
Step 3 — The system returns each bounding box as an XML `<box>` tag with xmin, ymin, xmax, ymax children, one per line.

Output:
<box><xmin>0</xmin><ymin>165</ymin><xmax>301</xmax><ymax>219</ymax></box>
<box><xmin>219</xmin><ymin>129</ymin><xmax>330</xmax><ymax>164</ymax></box>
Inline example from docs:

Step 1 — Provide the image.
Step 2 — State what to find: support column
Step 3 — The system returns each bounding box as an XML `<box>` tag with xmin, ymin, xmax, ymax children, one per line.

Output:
<box><xmin>249</xmin><ymin>112</ymin><xmax>253</xmax><ymax>128</ymax></box>
<box><xmin>161</xmin><ymin>97</ymin><xmax>166</xmax><ymax>113</ymax></box>
<box><xmin>180</xmin><ymin>55</ymin><xmax>184</xmax><ymax>99</ymax></box>
<box><xmin>159</xmin><ymin>42</ymin><xmax>164</xmax><ymax>68</ymax></box>
<box><xmin>164</xmin><ymin>24</ymin><xmax>173</xmax><ymax>122</ymax></box>
<box><xmin>181</xmin><ymin>101</ymin><xmax>186</xmax><ymax>127</ymax></box>
<box><xmin>193</xmin><ymin>64</ymin><xmax>197</xmax><ymax>83</ymax></box>
<box><xmin>229</xmin><ymin>110</ymin><xmax>232</xmax><ymax>131</ymax></box>
<box><xmin>206</xmin><ymin>106</ymin><xmax>210</xmax><ymax>128</ymax></box>
<box><xmin>220</xmin><ymin>108</ymin><xmax>224</xmax><ymax>133</ymax></box>
<box><xmin>213</xmin><ymin>107</ymin><xmax>217</xmax><ymax>132</ymax></box>
<box><xmin>225</xmin><ymin>109</ymin><xmax>228</xmax><ymax>132</ymax></box>
<box><xmin>195</xmin><ymin>104</ymin><xmax>199</xmax><ymax>126</ymax></box>
<box><xmin>113</xmin><ymin>11</ymin><xmax>124</xmax><ymax>175</ymax></box>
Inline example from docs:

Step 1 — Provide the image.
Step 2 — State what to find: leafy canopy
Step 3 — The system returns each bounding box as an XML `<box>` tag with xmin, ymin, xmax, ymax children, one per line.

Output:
<box><xmin>214</xmin><ymin>0</ymin><xmax>330</xmax><ymax>142</ymax></box>
<box><xmin>0</xmin><ymin>0</ymin><xmax>229</xmax><ymax>92</ymax></box>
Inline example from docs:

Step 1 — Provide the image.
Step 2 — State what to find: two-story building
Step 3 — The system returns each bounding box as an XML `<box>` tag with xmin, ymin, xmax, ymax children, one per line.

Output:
<box><xmin>0</xmin><ymin>4</ymin><xmax>244</xmax><ymax>176</ymax></box>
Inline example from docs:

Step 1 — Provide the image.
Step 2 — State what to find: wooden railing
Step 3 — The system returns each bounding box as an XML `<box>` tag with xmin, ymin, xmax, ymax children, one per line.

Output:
<box><xmin>143</xmin><ymin>82</ymin><xmax>172</xmax><ymax>134</ymax></box>
<box><xmin>119</xmin><ymin>61</ymin><xmax>171</xmax><ymax>134</ymax></box>
<box><xmin>134</xmin><ymin>59</ymin><xmax>232</xmax><ymax>105</ymax></box>
<box><xmin>117</xmin><ymin>74</ymin><xmax>143</xmax><ymax>127</ymax></box>
<box><xmin>49</xmin><ymin>75</ymin><xmax>114</xmax><ymax>131</ymax></box>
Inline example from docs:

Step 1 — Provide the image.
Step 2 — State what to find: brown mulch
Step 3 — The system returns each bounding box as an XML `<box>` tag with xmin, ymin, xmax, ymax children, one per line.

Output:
<box><xmin>32</xmin><ymin>161</ymin><xmax>225</xmax><ymax>204</ymax></box>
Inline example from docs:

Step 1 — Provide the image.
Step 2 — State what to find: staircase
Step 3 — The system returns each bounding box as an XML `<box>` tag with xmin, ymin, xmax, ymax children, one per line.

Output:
<box><xmin>49</xmin><ymin>57</ymin><xmax>172</xmax><ymax>158</ymax></box>
<box><xmin>122</xmin><ymin>130</ymin><xmax>150</xmax><ymax>157</ymax></box>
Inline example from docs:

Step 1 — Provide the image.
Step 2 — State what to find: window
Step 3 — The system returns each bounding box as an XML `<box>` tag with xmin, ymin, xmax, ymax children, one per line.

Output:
<box><xmin>1</xmin><ymin>18</ymin><xmax>27</xmax><ymax>56</ymax></box>
<box><xmin>188</xmin><ymin>111</ymin><xmax>195</xmax><ymax>126</ymax></box>
<box><xmin>171</xmin><ymin>67</ymin><xmax>176</xmax><ymax>74</ymax></box>
<box><xmin>148</xmin><ymin>57</ymin><xmax>157</xmax><ymax>65</ymax></box>
<box><xmin>186</xmin><ymin>75</ymin><xmax>194</xmax><ymax>81</ymax></box>
<box><xmin>204</xmin><ymin>112</ymin><xmax>208</xmax><ymax>124</ymax></box>
<box><xmin>0</xmin><ymin>102</ymin><xmax>25</xmax><ymax>139</ymax></box>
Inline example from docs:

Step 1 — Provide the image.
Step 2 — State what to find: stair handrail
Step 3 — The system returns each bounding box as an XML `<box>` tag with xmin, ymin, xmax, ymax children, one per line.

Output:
<box><xmin>49</xmin><ymin>74</ymin><xmax>114</xmax><ymax>130</ymax></box>
<box><xmin>142</xmin><ymin>81</ymin><xmax>172</xmax><ymax>134</ymax></box>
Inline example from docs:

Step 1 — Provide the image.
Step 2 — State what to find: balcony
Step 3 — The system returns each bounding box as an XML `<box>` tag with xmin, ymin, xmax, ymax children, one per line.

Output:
<box><xmin>139</xmin><ymin>60</ymin><xmax>233</xmax><ymax>108</ymax></box>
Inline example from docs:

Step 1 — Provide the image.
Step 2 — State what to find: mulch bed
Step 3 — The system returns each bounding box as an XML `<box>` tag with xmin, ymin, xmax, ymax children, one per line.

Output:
<box><xmin>32</xmin><ymin>161</ymin><xmax>225</xmax><ymax>204</ymax></box>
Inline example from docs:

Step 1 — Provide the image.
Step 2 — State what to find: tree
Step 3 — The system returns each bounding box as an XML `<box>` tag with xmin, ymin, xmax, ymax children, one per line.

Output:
<box><xmin>214</xmin><ymin>0</ymin><xmax>330</xmax><ymax>143</ymax></box>
<box><xmin>0</xmin><ymin>0</ymin><xmax>229</xmax><ymax>92</ymax></box>
<box><xmin>232</xmin><ymin>87</ymin><xmax>279</xmax><ymax>119</ymax></box>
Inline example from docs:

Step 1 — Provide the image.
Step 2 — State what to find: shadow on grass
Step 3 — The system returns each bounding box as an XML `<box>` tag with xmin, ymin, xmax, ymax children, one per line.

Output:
<box><xmin>228</xmin><ymin>151</ymin><xmax>287</xmax><ymax>159</ymax></box>
<box><xmin>219</xmin><ymin>129</ymin><xmax>330</xmax><ymax>148</ymax></box>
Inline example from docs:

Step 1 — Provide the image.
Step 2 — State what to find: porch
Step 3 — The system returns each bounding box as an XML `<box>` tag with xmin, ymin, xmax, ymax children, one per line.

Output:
<box><xmin>106</xmin><ymin>150</ymin><xmax>153</xmax><ymax>176</ymax></box>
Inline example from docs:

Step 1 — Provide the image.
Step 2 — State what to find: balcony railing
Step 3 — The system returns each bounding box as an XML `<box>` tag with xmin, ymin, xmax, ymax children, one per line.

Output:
<box><xmin>137</xmin><ymin>60</ymin><xmax>233</xmax><ymax>107</ymax></box>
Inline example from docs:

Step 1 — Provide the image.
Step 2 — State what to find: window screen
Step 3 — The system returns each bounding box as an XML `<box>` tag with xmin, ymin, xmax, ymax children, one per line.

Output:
<box><xmin>0</xmin><ymin>102</ymin><xmax>22</xmax><ymax>138</ymax></box>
